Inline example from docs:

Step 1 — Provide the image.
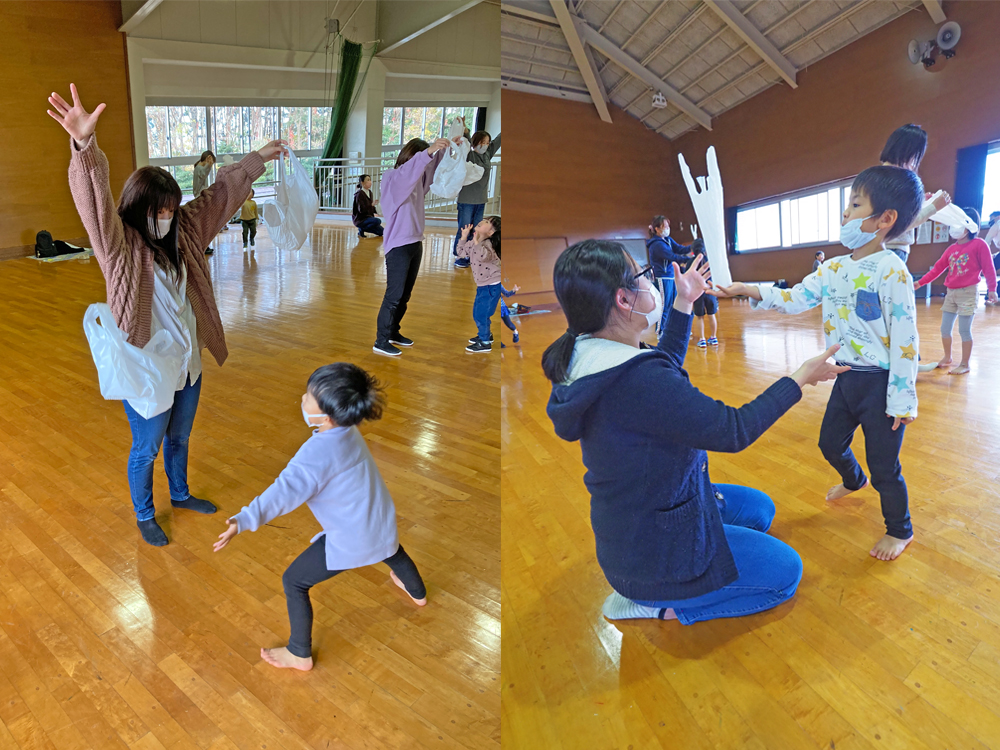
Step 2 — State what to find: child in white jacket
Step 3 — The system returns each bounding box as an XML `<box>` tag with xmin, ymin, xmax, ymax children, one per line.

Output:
<box><xmin>213</xmin><ymin>363</ymin><xmax>426</xmax><ymax>671</ymax></box>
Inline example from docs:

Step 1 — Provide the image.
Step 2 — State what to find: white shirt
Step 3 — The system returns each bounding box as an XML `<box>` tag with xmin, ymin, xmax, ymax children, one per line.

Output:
<box><xmin>151</xmin><ymin>262</ymin><xmax>202</xmax><ymax>390</ymax></box>
<box><xmin>986</xmin><ymin>220</ymin><xmax>1000</xmax><ymax>251</ymax></box>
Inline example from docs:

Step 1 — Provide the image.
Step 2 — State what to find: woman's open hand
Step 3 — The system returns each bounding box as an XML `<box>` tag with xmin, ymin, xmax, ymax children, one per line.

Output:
<box><xmin>791</xmin><ymin>344</ymin><xmax>851</xmax><ymax>388</ymax></box>
<box><xmin>257</xmin><ymin>140</ymin><xmax>288</xmax><ymax>162</ymax></box>
<box><xmin>672</xmin><ymin>255</ymin><xmax>712</xmax><ymax>305</ymax></box>
<box><xmin>213</xmin><ymin>521</ymin><xmax>238</xmax><ymax>552</ymax></box>
<box><xmin>932</xmin><ymin>190</ymin><xmax>951</xmax><ymax>212</ymax></box>
<box><xmin>427</xmin><ymin>138</ymin><xmax>452</xmax><ymax>154</ymax></box>
<box><xmin>47</xmin><ymin>83</ymin><xmax>105</xmax><ymax>147</ymax></box>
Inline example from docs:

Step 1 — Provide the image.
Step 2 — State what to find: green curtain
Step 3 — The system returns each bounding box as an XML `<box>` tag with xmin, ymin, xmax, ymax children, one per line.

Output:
<box><xmin>321</xmin><ymin>39</ymin><xmax>366</xmax><ymax>160</ymax></box>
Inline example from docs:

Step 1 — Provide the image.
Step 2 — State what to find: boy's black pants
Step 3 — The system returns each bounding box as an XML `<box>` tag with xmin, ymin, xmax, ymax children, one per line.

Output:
<box><xmin>818</xmin><ymin>369</ymin><xmax>912</xmax><ymax>540</ymax></box>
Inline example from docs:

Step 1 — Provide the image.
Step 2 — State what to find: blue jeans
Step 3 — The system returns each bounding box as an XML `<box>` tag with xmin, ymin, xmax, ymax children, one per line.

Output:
<box><xmin>357</xmin><ymin>217</ymin><xmax>383</xmax><ymax>236</ymax></box>
<box><xmin>122</xmin><ymin>375</ymin><xmax>202</xmax><ymax>522</ymax></box>
<box><xmin>473</xmin><ymin>283</ymin><xmax>502</xmax><ymax>340</ymax></box>
<box><xmin>454</xmin><ymin>203</ymin><xmax>485</xmax><ymax>254</ymax></box>
<box><xmin>632</xmin><ymin>484</ymin><xmax>803</xmax><ymax>624</ymax></box>
<box><xmin>656</xmin><ymin>276</ymin><xmax>677</xmax><ymax>331</ymax></box>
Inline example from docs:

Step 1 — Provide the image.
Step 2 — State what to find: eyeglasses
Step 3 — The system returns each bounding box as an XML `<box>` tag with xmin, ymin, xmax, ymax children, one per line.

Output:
<box><xmin>632</xmin><ymin>265</ymin><xmax>654</xmax><ymax>283</ymax></box>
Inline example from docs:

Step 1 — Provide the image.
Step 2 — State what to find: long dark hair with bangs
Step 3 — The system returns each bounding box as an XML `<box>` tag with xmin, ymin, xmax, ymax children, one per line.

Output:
<box><xmin>541</xmin><ymin>240</ymin><xmax>639</xmax><ymax>383</ymax></box>
<box><xmin>117</xmin><ymin>166</ymin><xmax>183</xmax><ymax>274</ymax></box>
<box><xmin>395</xmin><ymin>138</ymin><xmax>429</xmax><ymax>168</ymax></box>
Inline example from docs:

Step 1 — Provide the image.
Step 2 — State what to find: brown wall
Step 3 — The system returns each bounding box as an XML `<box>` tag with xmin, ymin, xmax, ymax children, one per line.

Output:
<box><xmin>504</xmin><ymin>1</ymin><xmax>1000</xmax><ymax>291</ymax></box>
<box><xmin>0</xmin><ymin>1</ymin><xmax>133</xmax><ymax>259</ymax></box>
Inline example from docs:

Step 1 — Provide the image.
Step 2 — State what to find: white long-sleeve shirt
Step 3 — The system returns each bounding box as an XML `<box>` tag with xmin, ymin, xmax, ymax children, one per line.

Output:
<box><xmin>752</xmin><ymin>250</ymin><xmax>919</xmax><ymax>418</ymax></box>
<box><xmin>231</xmin><ymin>426</ymin><xmax>400</xmax><ymax>570</ymax></box>
<box><xmin>985</xmin><ymin>220</ymin><xmax>1000</xmax><ymax>251</ymax></box>
<box><xmin>151</xmin><ymin>263</ymin><xmax>202</xmax><ymax>390</ymax></box>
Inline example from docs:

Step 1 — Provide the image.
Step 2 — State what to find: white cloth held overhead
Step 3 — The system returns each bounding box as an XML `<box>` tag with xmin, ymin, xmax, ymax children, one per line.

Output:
<box><xmin>927</xmin><ymin>191</ymin><xmax>979</xmax><ymax>234</ymax></box>
<box><xmin>430</xmin><ymin>118</ymin><xmax>484</xmax><ymax>199</ymax></box>
<box><xmin>678</xmin><ymin>146</ymin><xmax>732</xmax><ymax>288</ymax></box>
<box><xmin>261</xmin><ymin>147</ymin><xmax>320</xmax><ymax>251</ymax></box>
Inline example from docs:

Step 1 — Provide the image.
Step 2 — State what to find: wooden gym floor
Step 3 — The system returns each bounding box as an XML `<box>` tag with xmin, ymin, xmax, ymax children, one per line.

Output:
<box><xmin>501</xmin><ymin>294</ymin><xmax>1000</xmax><ymax>750</ymax></box>
<box><xmin>0</xmin><ymin>223</ymin><xmax>499</xmax><ymax>749</ymax></box>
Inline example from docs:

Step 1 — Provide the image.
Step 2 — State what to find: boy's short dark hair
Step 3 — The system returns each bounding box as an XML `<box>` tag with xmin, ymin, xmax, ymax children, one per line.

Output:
<box><xmin>307</xmin><ymin>363</ymin><xmax>385</xmax><ymax>427</ymax></box>
<box><xmin>852</xmin><ymin>165</ymin><xmax>923</xmax><ymax>242</ymax></box>
<box><xmin>815</xmin><ymin>250</ymin><xmax>824</xmax><ymax>257</ymax></box>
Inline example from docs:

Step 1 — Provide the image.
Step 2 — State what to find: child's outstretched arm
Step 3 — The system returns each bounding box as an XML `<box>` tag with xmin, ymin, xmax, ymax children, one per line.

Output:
<box><xmin>713</xmin><ymin>268</ymin><xmax>823</xmax><ymax>315</ymax></box>
<box><xmin>213</xmin><ymin>451</ymin><xmax>319</xmax><ymax>552</ymax></box>
<box><xmin>913</xmin><ymin>249</ymin><xmax>950</xmax><ymax>289</ymax></box>
<box><xmin>884</xmin><ymin>265</ymin><xmax>919</xmax><ymax>427</ymax></box>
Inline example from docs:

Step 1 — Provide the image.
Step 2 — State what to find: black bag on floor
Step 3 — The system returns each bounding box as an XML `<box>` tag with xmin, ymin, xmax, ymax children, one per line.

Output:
<box><xmin>35</xmin><ymin>230</ymin><xmax>81</xmax><ymax>258</ymax></box>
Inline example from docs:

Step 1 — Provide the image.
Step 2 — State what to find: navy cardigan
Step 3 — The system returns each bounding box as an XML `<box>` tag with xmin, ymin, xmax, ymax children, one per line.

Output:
<box><xmin>646</xmin><ymin>235</ymin><xmax>691</xmax><ymax>279</ymax></box>
<box><xmin>547</xmin><ymin>309</ymin><xmax>802</xmax><ymax>601</ymax></box>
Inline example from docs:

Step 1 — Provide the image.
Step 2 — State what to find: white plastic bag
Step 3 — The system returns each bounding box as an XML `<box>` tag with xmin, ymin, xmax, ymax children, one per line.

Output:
<box><xmin>678</xmin><ymin>146</ymin><xmax>733</xmax><ymax>288</ymax></box>
<box><xmin>431</xmin><ymin>138</ymin><xmax>482</xmax><ymax>199</ymax></box>
<box><xmin>83</xmin><ymin>303</ymin><xmax>183</xmax><ymax>419</ymax></box>
<box><xmin>261</xmin><ymin>148</ymin><xmax>320</xmax><ymax>251</ymax></box>
<box><xmin>927</xmin><ymin>191</ymin><xmax>978</xmax><ymax>233</ymax></box>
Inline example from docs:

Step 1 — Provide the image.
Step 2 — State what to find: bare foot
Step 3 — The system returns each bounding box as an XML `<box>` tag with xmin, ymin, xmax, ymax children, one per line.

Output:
<box><xmin>869</xmin><ymin>534</ymin><xmax>913</xmax><ymax>561</ymax></box>
<box><xmin>826</xmin><ymin>478</ymin><xmax>868</xmax><ymax>501</ymax></box>
<box><xmin>936</xmin><ymin>357</ymin><xmax>953</xmax><ymax>369</ymax></box>
<box><xmin>260</xmin><ymin>647</ymin><xmax>313</xmax><ymax>671</ymax></box>
<box><xmin>390</xmin><ymin>570</ymin><xmax>427</xmax><ymax>606</ymax></box>
<box><xmin>949</xmin><ymin>364</ymin><xmax>970</xmax><ymax>375</ymax></box>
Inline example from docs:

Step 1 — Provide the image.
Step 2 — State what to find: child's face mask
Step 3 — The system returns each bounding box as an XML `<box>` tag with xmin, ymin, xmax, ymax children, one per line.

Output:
<box><xmin>949</xmin><ymin>225</ymin><xmax>969</xmax><ymax>239</ymax></box>
<box><xmin>301</xmin><ymin>405</ymin><xmax>327</xmax><ymax>429</ymax></box>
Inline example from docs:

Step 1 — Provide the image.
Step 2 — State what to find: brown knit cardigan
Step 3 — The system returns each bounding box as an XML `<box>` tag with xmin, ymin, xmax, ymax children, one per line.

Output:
<box><xmin>68</xmin><ymin>135</ymin><xmax>266</xmax><ymax>366</ymax></box>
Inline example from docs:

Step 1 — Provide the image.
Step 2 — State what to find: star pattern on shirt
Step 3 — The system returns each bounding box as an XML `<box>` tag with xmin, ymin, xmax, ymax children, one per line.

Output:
<box><xmin>899</xmin><ymin>343</ymin><xmax>917</xmax><ymax>360</ymax></box>
<box><xmin>891</xmin><ymin>374</ymin><xmax>909</xmax><ymax>390</ymax></box>
<box><xmin>821</xmin><ymin>285</ymin><xmax>830</xmax><ymax>298</ymax></box>
<box><xmin>829</xmin><ymin>261</ymin><xmax>842</xmax><ymax>272</ymax></box>
<box><xmin>780</xmin><ymin>290</ymin><xmax>793</xmax><ymax>302</ymax></box>
<box><xmin>823</xmin><ymin>319</ymin><xmax>836</xmax><ymax>335</ymax></box>
<box><xmin>837</xmin><ymin>306</ymin><xmax>851</xmax><ymax>321</ymax></box>
<box><xmin>853</xmin><ymin>272</ymin><xmax>871</xmax><ymax>290</ymax></box>
<box><xmin>880</xmin><ymin>335</ymin><xmax>890</xmax><ymax>347</ymax></box>
<box><xmin>884</xmin><ymin>269</ymin><xmax>908</xmax><ymax>283</ymax></box>
<box><xmin>850</xmin><ymin>339</ymin><xmax>865</xmax><ymax>357</ymax></box>
<box><xmin>891</xmin><ymin>303</ymin><xmax>908</xmax><ymax>321</ymax></box>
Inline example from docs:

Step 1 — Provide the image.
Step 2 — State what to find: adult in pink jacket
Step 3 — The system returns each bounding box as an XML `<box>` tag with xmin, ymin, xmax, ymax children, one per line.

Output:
<box><xmin>49</xmin><ymin>83</ymin><xmax>286</xmax><ymax>546</ymax></box>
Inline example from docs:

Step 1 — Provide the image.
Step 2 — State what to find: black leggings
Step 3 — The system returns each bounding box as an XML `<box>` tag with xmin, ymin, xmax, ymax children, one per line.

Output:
<box><xmin>500</xmin><ymin>311</ymin><xmax>517</xmax><ymax>332</ymax></box>
<box><xmin>375</xmin><ymin>242</ymin><xmax>422</xmax><ymax>345</ymax></box>
<box><xmin>282</xmin><ymin>537</ymin><xmax>425</xmax><ymax>658</ymax></box>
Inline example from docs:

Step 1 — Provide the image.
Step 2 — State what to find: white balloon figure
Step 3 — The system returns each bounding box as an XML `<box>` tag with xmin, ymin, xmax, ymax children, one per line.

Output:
<box><xmin>678</xmin><ymin>146</ymin><xmax>732</xmax><ymax>288</ymax></box>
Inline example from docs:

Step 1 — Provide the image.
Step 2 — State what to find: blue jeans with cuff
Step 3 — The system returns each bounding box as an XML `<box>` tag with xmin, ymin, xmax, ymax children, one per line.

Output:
<box><xmin>631</xmin><ymin>484</ymin><xmax>803</xmax><ymax>624</ymax></box>
<box><xmin>473</xmin><ymin>283</ymin><xmax>502</xmax><ymax>341</ymax></box>
<box><xmin>122</xmin><ymin>375</ymin><xmax>202</xmax><ymax>522</ymax></box>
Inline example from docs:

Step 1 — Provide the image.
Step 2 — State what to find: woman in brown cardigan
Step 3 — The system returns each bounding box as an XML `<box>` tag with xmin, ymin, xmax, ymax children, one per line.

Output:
<box><xmin>48</xmin><ymin>84</ymin><xmax>286</xmax><ymax>546</ymax></box>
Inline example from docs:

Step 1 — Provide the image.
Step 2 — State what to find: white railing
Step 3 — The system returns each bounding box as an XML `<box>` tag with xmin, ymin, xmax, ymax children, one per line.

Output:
<box><xmin>312</xmin><ymin>156</ymin><xmax>500</xmax><ymax>218</ymax></box>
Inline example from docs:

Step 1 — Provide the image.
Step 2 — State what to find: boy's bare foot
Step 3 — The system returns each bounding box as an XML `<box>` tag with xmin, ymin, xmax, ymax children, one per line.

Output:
<box><xmin>260</xmin><ymin>647</ymin><xmax>313</xmax><ymax>671</ymax></box>
<box><xmin>390</xmin><ymin>570</ymin><xmax>427</xmax><ymax>606</ymax></box>
<box><xmin>936</xmin><ymin>357</ymin><xmax>953</xmax><ymax>369</ymax></box>
<box><xmin>949</xmin><ymin>364</ymin><xmax>970</xmax><ymax>375</ymax></box>
<box><xmin>870</xmin><ymin>534</ymin><xmax>913</xmax><ymax>561</ymax></box>
<box><xmin>827</xmin><ymin>478</ymin><xmax>867</xmax><ymax>501</ymax></box>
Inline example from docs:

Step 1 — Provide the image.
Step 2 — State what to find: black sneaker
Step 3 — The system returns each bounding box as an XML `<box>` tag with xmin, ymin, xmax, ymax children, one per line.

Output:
<box><xmin>137</xmin><ymin>518</ymin><xmax>168</xmax><ymax>546</ymax></box>
<box><xmin>390</xmin><ymin>335</ymin><xmax>414</xmax><ymax>347</ymax></box>
<box><xmin>454</xmin><ymin>257</ymin><xmax>471</xmax><ymax>268</ymax></box>
<box><xmin>466</xmin><ymin>339</ymin><xmax>492</xmax><ymax>353</ymax></box>
<box><xmin>469</xmin><ymin>334</ymin><xmax>493</xmax><ymax>344</ymax></box>
<box><xmin>373</xmin><ymin>342</ymin><xmax>402</xmax><ymax>357</ymax></box>
<box><xmin>359</xmin><ymin>231</ymin><xmax>365</xmax><ymax>238</ymax></box>
<box><xmin>205</xmin><ymin>247</ymin><xmax>215</xmax><ymax>255</ymax></box>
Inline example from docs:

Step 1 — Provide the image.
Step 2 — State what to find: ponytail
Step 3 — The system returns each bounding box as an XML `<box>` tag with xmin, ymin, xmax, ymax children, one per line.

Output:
<box><xmin>540</xmin><ymin>239</ymin><xmax>637</xmax><ymax>383</ymax></box>
<box><xmin>649</xmin><ymin>215</ymin><xmax>667</xmax><ymax>238</ymax></box>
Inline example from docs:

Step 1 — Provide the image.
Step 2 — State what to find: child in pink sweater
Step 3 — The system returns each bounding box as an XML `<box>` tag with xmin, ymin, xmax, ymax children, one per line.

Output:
<box><xmin>914</xmin><ymin>208</ymin><xmax>997</xmax><ymax>374</ymax></box>
<box><xmin>457</xmin><ymin>217</ymin><xmax>501</xmax><ymax>353</ymax></box>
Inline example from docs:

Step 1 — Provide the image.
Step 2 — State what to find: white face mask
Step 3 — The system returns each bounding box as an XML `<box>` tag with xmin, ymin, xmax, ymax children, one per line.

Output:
<box><xmin>840</xmin><ymin>215</ymin><xmax>879</xmax><ymax>250</ymax></box>
<box><xmin>634</xmin><ymin>283</ymin><xmax>663</xmax><ymax>331</ymax></box>
<box><xmin>475</xmin><ymin>144</ymin><xmax>488</xmax><ymax>154</ymax></box>
<box><xmin>662</xmin><ymin>226</ymin><xmax>670</xmax><ymax>238</ymax></box>
<box><xmin>301</xmin><ymin>405</ymin><xmax>327</xmax><ymax>428</ymax></box>
<box><xmin>950</xmin><ymin>225</ymin><xmax>968</xmax><ymax>239</ymax></box>
<box><xmin>148</xmin><ymin>216</ymin><xmax>173</xmax><ymax>240</ymax></box>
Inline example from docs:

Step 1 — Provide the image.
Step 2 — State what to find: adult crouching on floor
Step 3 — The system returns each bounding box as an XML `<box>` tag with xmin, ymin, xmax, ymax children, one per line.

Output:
<box><xmin>50</xmin><ymin>83</ymin><xmax>286</xmax><ymax>546</ymax></box>
<box><xmin>543</xmin><ymin>240</ymin><xmax>848</xmax><ymax>625</ymax></box>
<box><xmin>353</xmin><ymin>174</ymin><xmax>383</xmax><ymax>238</ymax></box>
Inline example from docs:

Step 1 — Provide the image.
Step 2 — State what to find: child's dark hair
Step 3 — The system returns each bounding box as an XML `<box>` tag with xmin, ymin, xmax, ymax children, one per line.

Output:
<box><xmin>851</xmin><ymin>165</ymin><xmax>923</xmax><ymax>241</ymax></box>
<box><xmin>357</xmin><ymin>173</ymin><xmax>370</xmax><ymax>188</ymax></box>
<box><xmin>542</xmin><ymin>240</ymin><xmax>639</xmax><ymax>383</ymax></box>
<box><xmin>815</xmin><ymin>250</ymin><xmax>823</xmax><ymax>258</ymax></box>
<box><xmin>648</xmin><ymin>215</ymin><xmax>667</xmax><ymax>238</ymax></box>
<box><xmin>880</xmin><ymin>124</ymin><xmax>927</xmax><ymax>171</ymax></box>
<box><xmin>485</xmin><ymin>215</ymin><xmax>500</xmax><ymax>257</ymax></box>
<box><xmin>307</xmin><ymin>363</ymin><xmax>385</xmax><ymax>427</ymax></box>
<box><xmin>961</xmin><ymin>207</ymin><xmax>981</xmax><ymax>241</ymax></box>
<box><xmin>691</xmin><ymin>237</ymin><xmax>705</xmax><ymax>255</ymax></box>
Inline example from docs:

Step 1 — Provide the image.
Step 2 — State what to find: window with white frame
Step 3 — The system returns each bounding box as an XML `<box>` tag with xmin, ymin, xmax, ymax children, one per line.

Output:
<box><xmin>735</xmin><ymin>179</ymin><xmax>855</xmax><ymax>253</ymax></box>
<box><xmin>381</xmin><ymin>105</ymin><xmax>480</xmax><ymax>165</ymax></box>
<box><xmin>981</xmin><ymin>143</ymin><xmax>1000</xmax><ymax>222</ymax></box>
<box><xmin>145</xmin><ymin>106</ymin><xmax>332</xmax><ymax>195</ymax></box>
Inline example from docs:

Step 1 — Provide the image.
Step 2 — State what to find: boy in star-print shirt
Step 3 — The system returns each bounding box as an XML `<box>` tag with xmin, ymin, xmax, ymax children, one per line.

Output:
<box><xmin>714</xmin><ymin>166</ymin><xmax>923</xmax><ymax>563</ymax></box>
